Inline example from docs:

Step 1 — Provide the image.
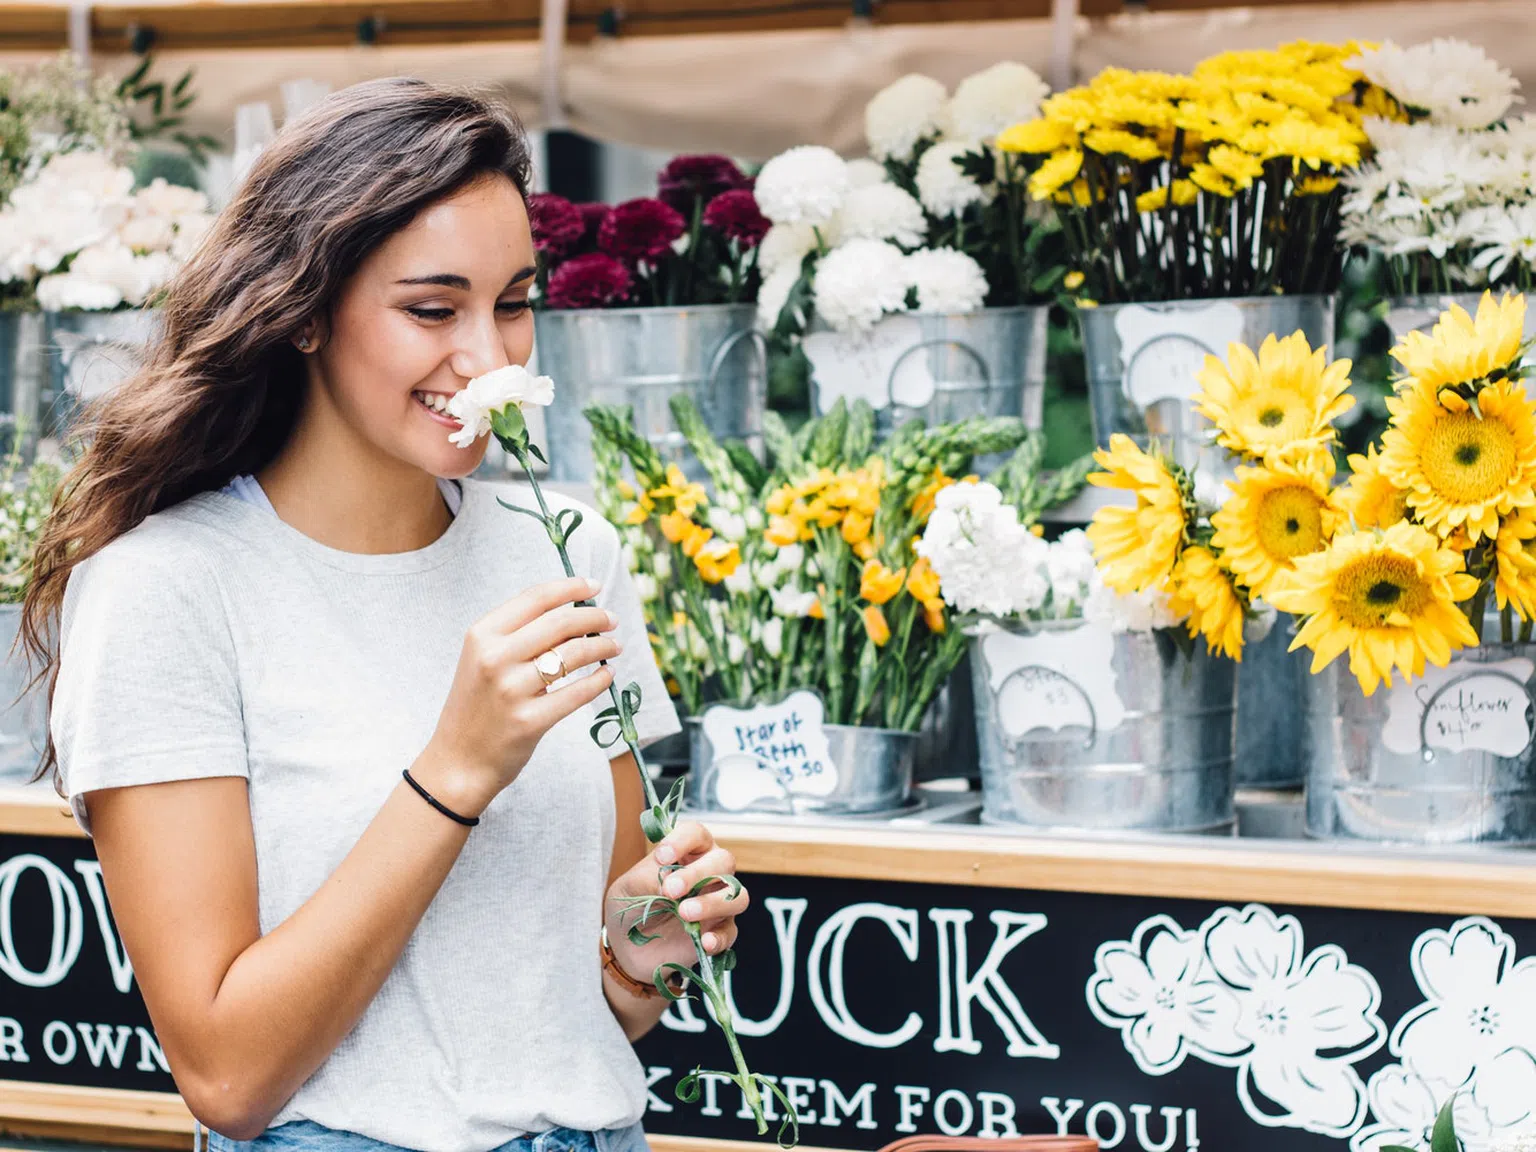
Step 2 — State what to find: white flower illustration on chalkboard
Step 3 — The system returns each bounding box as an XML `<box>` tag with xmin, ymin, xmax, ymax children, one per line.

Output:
<box><xmin>1350</xmin><ymin>1065</ymin><xmax>1484</xmax><ymax>1152</ymax></box>
<box><xmin>1087</xmin><ymin>914</ymin><xmax>1246</xmax><ymax>1074</ymax></box>
<box><xmin>1203</xmin><ymin>905</ymin><xmax>1385</xmax><ymax>1137</ymax></box>
<box><xmin>1087</xmin><ymin>903</ymin><xmax>1384</xmax><ymax>1139</ymax></box>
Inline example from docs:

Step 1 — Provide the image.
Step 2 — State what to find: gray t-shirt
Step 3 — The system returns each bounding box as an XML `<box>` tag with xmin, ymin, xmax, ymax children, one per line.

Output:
<box><xmin>51</xmin><ymin>478</ymin><xmax>680</xmax><ymax>1151</ymax></box>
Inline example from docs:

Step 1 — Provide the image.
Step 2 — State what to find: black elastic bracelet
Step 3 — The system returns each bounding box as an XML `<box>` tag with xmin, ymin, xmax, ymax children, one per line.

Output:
<box><xmin>401</xmin><ymin>768</ymin><xmax>480</xmax><ymax>827</ymax></box>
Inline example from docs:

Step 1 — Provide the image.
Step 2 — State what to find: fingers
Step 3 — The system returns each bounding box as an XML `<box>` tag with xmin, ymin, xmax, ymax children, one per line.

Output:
<box><xmin>654</xmin><ymin>820</ymin><xmax>712</xmax><ymax>868</ymax></box>
<box><xmin>697</xmin><ymin>918</ymin><xmax>740</xmax><ymax>955</ymax></box>
<box><xmin>661</xmin><ymin>844</ymin><xmax>745</xmax><ymax>906</ymax></box>
<box><xmin>515</xmin><ymin>662</ymin><xmax>615</xmax><ymax>732</ymax></box>
<box><xmin>506</xmin><ymin>604</ymin><xmax>620</xmax><ymax>663</ymax></box>
<box><xmin>510</xmin><ymin>633</ymin><xmax>623</xmax><ymax>697</ymax></box>
<box><xmin>479</xmin><ymin>576</ymin><xmax>603</xmax><ymax>637</ymax></box>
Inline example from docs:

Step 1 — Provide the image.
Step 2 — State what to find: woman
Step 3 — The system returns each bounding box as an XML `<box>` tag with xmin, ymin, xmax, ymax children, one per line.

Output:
<box><xmin>22</xmin><ymin>78</ymin><xmax>747</xmax><ymax>1152</ymax></box>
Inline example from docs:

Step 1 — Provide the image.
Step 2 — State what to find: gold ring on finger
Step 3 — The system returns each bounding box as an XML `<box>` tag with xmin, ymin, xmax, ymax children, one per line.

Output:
<box><xmin>534</xmin><ymin>648</ymin><xmax>568</xmax><ymax>689</ymax></box>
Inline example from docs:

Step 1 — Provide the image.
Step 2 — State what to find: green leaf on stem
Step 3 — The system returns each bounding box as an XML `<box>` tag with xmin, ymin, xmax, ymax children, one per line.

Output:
<box><xmin>639</xmin><ymin>804</ymin><xmax>668</xmax><ymax>843</ymax></box>
<box><xmin>688</xmin><ymin>874</ymin><xmax>743</xmax><ymax>901</ymax></box>
<box><xmin>676</xmin><ymin>1069</ymin><xmax>705</xmax><ymax>1103</ymax></box>
<box><xmin>654</xmin><ymin>962</ymin><xmax>695</xmax><ymax>1001</ymax></box>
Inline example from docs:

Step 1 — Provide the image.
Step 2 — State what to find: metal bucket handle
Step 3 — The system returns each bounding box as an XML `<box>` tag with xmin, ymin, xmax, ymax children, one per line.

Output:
<box><xmin>705</xmin><ymin>327</ymin><xmax>769</xmax><ymax>393</ymax></box>
<box><xmin>991</xmin><ymin>662</ymin><xmax>1098</xmax><ymax>752</ymax></box>
<box><xmin>697</xmin><ymin>747</ymin><xmax>798</xmax><ymax>815</ymax></box>
<box><xmin>885</xmin><ymin>338</ymin><xmax>990</xmax><ymax>411</ymax></box>
<box><xmin>1120</xmin><ymin>331</ymin><xmax>1221</xmax><ymax>402</ymax></box>
<box><xmin>1415</xmin><ymin>667</ymin><xmax>1536</xmax><ymax>761</ymax></box>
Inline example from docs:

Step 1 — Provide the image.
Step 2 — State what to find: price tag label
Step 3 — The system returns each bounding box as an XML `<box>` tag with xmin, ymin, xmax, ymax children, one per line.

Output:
<box><xmin>979</xmin><ymin>623</ymin><xmax>1127</xmax><ymax>742</ymax></box>
<box><xmin>1381</xmin><ymin>656</ymin><xmax>1536</xmax><ymax>757</ymax></box>
<box><xmin>803</xmin><ymin>316</ymin><xmax>934</xmax><ymax>412</ymax></box>
<box><xmin>699</xmin><ymin>691</ymin><xmax>838</xmax><ymax>812</ymax></box>
<box><xmin>1115</xmin><ymin>302</ymin><xmax>1245</xmax><ymax>408</ymax></box>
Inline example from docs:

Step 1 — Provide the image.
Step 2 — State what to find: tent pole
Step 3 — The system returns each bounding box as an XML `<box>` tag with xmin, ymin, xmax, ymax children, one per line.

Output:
<box><xmin>68</xmin><ymin>1</ymin><xmax>91</xmax><ymax>67</ymax></box>
<box><xmin>1049</xmin><ymin>0</ymin><xmax>1078</xmax><ymax>91</ymax></box>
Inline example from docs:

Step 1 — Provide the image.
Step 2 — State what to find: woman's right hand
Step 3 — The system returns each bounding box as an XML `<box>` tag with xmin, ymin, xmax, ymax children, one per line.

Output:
<box><xmin>417</xmin><ymin>575</ymin><xmax>621</xmax><ymax>817</ymax></box>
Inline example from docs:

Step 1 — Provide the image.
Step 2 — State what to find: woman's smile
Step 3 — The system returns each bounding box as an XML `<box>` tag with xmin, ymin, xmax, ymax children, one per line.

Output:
<box><xmin>412</xmin><ymin>389</ymin><xmax>464</xmax><ymax>428</ymax></box>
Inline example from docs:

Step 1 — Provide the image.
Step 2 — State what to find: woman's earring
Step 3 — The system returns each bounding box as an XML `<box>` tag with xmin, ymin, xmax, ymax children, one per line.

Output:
<box><xmin>296</xmin><ymin>334</ymin><xmax>312</xmax><ymax>351</ymax></box>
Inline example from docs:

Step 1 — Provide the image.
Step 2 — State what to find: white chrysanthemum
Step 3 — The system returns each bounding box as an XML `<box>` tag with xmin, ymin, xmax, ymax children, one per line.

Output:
<box><xmin>1083</xmin><ymin>570</ymin><xmax>1181</xmax><ymax>633</ymax></box>
<box><xmin>811</xmin><ymin>238</ymin><xmax>910</xmax><ymax>332</ymax></box>
<box><xmin>756</xmin><ymin>263</ymin><xmax>801</xmax><ymax>331</ymax></box>
<box><xmin>1348</xmin><ymin>39</ymin><xmax>1521</xmax><ymax>130</ymax></box>
<box><xmin>845</xmin><ymin>158</ymin><xmax>889</xmax><ymax>188</ymax></box>
<box><xmin>836</xmin><ymin>183</ymin><xmax>927</xmax><ymax>249</ymax></box>
<box><xmin>445</xmin><ymin>364</ymin><xmax>555</xmax><ymax>448</ymax></box>
<box><xmin>758</xmin><ymin>221</ymin><xmax>821</xmax><ymax>277</ymax></box>
<box><xmin>1471</xmin><ymin>202</ymin><xmax>1536</xmax><ymax>282</ymax></box>
<box><xmin>865</xmin><ymin>74</ymin><xmax>948</xmax><ymax>163</ymax></box>
<box><xmin>905</xmin><ymin>248</ymin><xmax>988</xmax><ymax>315</ymax></box>
<box><xmin>755</xmin><ymin>146</ymin><xmax>850</xmax><ymax>226</ymax></box>
<box><xmin>944</xmin><ymin>62</ymin><xmax>1050</xmax><ymax>142</ymax></box>
<box><xmin>915</xmin><ymin>139</ymin><xmax>993</xmax><ymax>218</ymax></box>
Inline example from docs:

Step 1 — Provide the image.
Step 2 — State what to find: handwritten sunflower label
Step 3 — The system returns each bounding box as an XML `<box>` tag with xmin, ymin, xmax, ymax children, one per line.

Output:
<box><xmin>1381</xmin><ymin>656</ymin><xmax>1536</xmax><ymax>757</ymax></box>
<box><xmin>698</xmin><ymin>691</ymin><xmax>838</xmax><ymax>812</ymax></box>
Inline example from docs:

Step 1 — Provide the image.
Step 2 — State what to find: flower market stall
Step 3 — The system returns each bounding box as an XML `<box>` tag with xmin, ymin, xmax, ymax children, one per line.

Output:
<box><xmin>9</xmin><ymin>6</ymin><xmax>1536</xmax><ymax>1152</ymax></box>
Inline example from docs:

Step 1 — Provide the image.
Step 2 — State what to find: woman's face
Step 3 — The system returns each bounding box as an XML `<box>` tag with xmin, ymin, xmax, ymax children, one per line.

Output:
<box><xmin>310</xmin><ymin>173</ymin><xmax>536</xmax><ymax>478</ymax></box>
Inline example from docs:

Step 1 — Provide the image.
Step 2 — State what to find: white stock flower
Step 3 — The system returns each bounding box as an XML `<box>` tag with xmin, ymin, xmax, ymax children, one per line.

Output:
<box><xmin>845</xmin><ymin>158</ymin><xmax>889</xmax><ymax>188</ymax></box>
<box><xmin>905</xmin><ymin>247</ymin><xmax>989</xmax><ymax>315</ymax></box>
<box><xmin>758</xmin><ymin>221</ymin><xmax>821</xmax><ymax>277</ymax></box>
<box><xmin>755</xmin><ymin>146</ymin><xmax>850</xmax><ymax>226</ymax></box>
<box><xmin>762</xmin><ymin>616</ymin><xmax>784</xmax><ymax>658</ymax></box>
<box><xmin>915</xmin><ymin>481</ymin><xmax>1044</xmax><ymax>618</ymax></box>
<box><xmin>1349</xmin><ymin>40</ymin><xmax>1521</xmax><ymax>130</ymax></box>
<box><xmin>756</xmin><ymin>263</ymin><xmax>801</xmax><ymax>331</ymax></box>
<box><xmin>943</xmin><ymin>62</ymin><xmax>1050</xmax><ymax>142</ymax></box>
<box><xmin>1083</xmin><ymin>570</ymin><xmax>1179</xmax><ymax>633</ymax></box>
<box><xmin>864</xmin><ymin>74</ymin><xmax>948</xmax><ymax>163</ymax></box>
<box><xmin>1046</xmin><ymin>529</ymin><xmax>1096</xmax><ymax>616</ymax></box>
<box><xmin>835</xmin><ymin>183</ymin><xmax>927</xmax><ymax>249</ymax></box>
<box><xmin>811</xmin><ymin>238</ymin><xmax>910</xmax><ymax>332</ymax></box>
<box><xmin>445</xmin><ymin>365</ymin><xmax>556</xmax><ymax>448</ymax></box>
<box><xmin>915</xmin><ymin>139</ymin><xmax>993</xmax><ymax>218</ymax></box>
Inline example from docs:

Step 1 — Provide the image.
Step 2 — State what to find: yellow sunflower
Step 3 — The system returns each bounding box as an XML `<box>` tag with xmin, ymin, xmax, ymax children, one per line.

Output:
<box><xmin>1339</xmin><ymin>444</ymin><xmax>1410</xmax><ymax>530</ymax></box>
<box><xmin>1268</xmin><ymin>521</ymin><xmax>1480</xmax><ymax>696</ymax></box>
<box><xmin>1494</xmin><ymin>510</ymin><xmax>1536</xmax><ymax>620</ymax></box>
<box><xmin>1378</xmin><ymin>376</ymin><xmax>1536</xmax><ymax>544</ymax></box>
<box><xmin>1167</xmin><ymin>546</ymin><xmax>1246</xmax><ymax>661</ymax></box>
<box><xmin>1391</xmin><ymin>292</ymin><xmax>1528</xmax><ymax>395</ymax></box>
<box><xmin>1210</xmin><ymin>458</ymin><xmax>1339</xmax><ymax>601</ymax></box>
<box><xmin>1086</xmin><ymin>434</ymin><xmax>1188</xmax><ymax>593</ymax></box>
<box><xmin>1192</xmin><ymin>331</ymin><xmax>1354</xmax><ymax>465</ymax></box>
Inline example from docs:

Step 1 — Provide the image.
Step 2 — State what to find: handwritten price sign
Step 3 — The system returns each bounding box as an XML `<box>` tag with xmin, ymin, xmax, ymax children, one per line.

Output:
<box><xmin>699</xmin><ymin>691</ymin><xmax>839</xmax><ymax>812</ymax></box>
<box><xmin>1382</xmin><ymin>656</ymin><xmax>1536</xmax><ymax>757</ymax></box>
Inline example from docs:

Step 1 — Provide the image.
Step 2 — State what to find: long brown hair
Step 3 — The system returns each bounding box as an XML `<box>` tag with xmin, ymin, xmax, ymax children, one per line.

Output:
<box><xmin>22</xmin><ymin>77</ymin><xmax>533</xmax><ymax>786</ymax></box>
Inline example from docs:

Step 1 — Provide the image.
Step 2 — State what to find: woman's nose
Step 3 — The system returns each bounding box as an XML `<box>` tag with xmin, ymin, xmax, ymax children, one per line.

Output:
<box><xmin>448</xmin><ymin>312</ymin><xmax>510</xmax><ymax>380</ymax></box>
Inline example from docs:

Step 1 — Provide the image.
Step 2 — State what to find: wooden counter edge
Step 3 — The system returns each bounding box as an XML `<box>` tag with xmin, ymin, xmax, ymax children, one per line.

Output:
<box><xmin>0</xmin><ymin>1080</ymin><xmax>192</xmax><ymax>1148</ymax></box>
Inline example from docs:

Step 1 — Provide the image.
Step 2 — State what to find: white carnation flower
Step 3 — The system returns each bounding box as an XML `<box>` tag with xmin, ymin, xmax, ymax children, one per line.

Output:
<box><xmin>944</xmin><ymin>62</ymin><xmax>1050</xmax><ymax>142</ymax></box>
<box><xmin>845</xmin><ymin>158</ymin><xmax>889</xmax><ymax>188</ymax></box>
<box><xmin>811</xmin><ymin>238</ymin><xmax>910</xmax><ymax>332</ymax></box>
<box><xmin>905</xmin><ymin>247</ymin><xmax>988</xmax><ymax>315</ymax></box>
<box><xmin>171</xmin><ymin>213</ymin><xmax>216</xmax><ymax>262</ymax></box>
<box><xmin>1046</xmin><ymin>529</ymin><xmax>1097</xmax><ymax>616</ymax></box>
<box><xmin>865</xmin><ymin>74</ymin><xmax>948</xmax><ymax>163</ymax></box>
<box><xmin>1083</xmin><ymin>570</ymin><xmax>1180</xmax><ymax>634</ymax></box>
<box><xmin>1348</xmin><ymin>39</ymin><xmax>1520</xmax><ymax>130</ymax></box>
<box><xmin>755</xmin><ymin>146</ymin><xmax>850</xmax><ymax>226</ymax></box>
<box><xmin>759</xmin><ymin>221</ymin><xmax>820</xmax><ymax>277</ymax></box>
<box><xmin>445</xmin><ymin>364</ymin><xmax>555</xmax><ymax>448</ymax></box>
<box><xmin>916</xmin><ymin>481</ymin><xmax>1041</xmax><ymax>617</ymax></box>
<box><xmin>132</xmin><ymin>178</ymin><xmax>209</xmax><ymax>218</ymax></box>
<box><xmin>119</xmin><ymin>214</ymin><xmax>175</xmax><ymax>254</ymax></box>
<box><xmin>756</xmin><ymin>263</ymin><xmax>801</xmax><ymax>331</ymax></box>
<box><xmin>835</xmin><ymin>183</ymin><xmax>927</xmax><ymax>249</ymax></box>
<box><xmin>916</xmin><ymin>139</ymin><xmax>993</xmax><ymax>218</ymax></box>
<box><xmin>35</xmin><ymin>273</ymin><xmax>122</xmax><ymax>312</ymax></box>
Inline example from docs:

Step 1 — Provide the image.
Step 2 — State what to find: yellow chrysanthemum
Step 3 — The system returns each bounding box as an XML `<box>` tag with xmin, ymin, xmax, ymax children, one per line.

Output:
<box><xmin>1083</xmin><ymin>127</ymin><xmax>1164</xmax><ymax>162</ymax></box>
<box><xmin>1210</xmin><ymin>459</ymin><xmax>1339</xmax><ymax>601</ymax></box>
<box><xmin>1188</xmin><ymin>164</ymin><xmax>1237</xmax><ymax>197</ymax></box>
<box><xmin>1495</xmin><ymin>511</ymin><xmax>1536</xmax><ymax>620</ymax></box>
<box><xmin>1086</xmin><ymin>434</ymin><xmax>1188</xmax><ymax>593</ymax></box>
<box><xmin>1028</xmin><ymin>149</ymin><xmax>1085</xmax><ymax>200</ymax></box>
<box><xmin>1340</xmin><ymin>445</ymin><xmax>1410</xmax><ymax>530</ymax></box>
<box><xmin>1192</xmin><ymin>331</ymin><xmax>1354</xmax><ymax>464</ymax></box>
<box><xmin>1167</xmin><ymin>546</ymin><xmax>1246</xmax><ymax>661</ymax></box>
<box><xmin>1269</xmin><ymin>521</ymin><xmax>1480</xmax><ymax>697</ymax></box>
<box><xmin>1134</xmin><ymin>180</ymin><xmax>1199</xmax><ymax>213</ymax></box>
<box><xmin>997</xmin><ymin>117</ymin><xmax>1079</xmax><ymax>155</ymax></box>
<box><xmin>1296</xmin><ymin>174</ymin><xmax>1339</xmax><ymax>196</ymax></box>
<box><xmin>1378</xmin><ymin>376</ymin><xmax>1536</xmax><ymax>544</ymax></box>
<box><xmin>1390</xmin><ymin>292</ymin><xmax>1528</xmax><ymax>395</ymax></box>
<box><xmin>1206</xmin><ymin>145</ymin><xmax>1264</xmax><ymax>189</ymax></box>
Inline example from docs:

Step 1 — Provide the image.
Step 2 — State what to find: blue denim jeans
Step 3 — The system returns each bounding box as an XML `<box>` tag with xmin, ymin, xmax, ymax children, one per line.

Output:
<box><xmin>203</xmin><ymin>1119</ymin><xmax>651</xmax><ymax>1152</ymax></box>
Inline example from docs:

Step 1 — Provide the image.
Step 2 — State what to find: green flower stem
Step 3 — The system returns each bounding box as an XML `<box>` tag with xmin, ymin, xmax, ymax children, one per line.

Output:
<box><xmin>497</xmin><ymin>421</ymin><xmax>778</xmax><ymax>1141</ymax></box>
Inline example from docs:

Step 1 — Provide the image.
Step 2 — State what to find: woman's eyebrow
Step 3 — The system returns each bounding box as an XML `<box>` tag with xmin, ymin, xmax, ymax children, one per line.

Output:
<box><xmin>396</xmin><ymin>273</ymin><xmax>472</xmax><ymax>289</ymax></box>
<box><xmin>506</xmin><ymin>265</ymin><xmax>536</xmax><ymax>286</ymax></box>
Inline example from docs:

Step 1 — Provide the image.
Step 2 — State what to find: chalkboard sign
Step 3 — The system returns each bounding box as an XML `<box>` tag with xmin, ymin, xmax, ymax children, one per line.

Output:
<box><xmin>635</xmin><ymin>872</ymin><xmax>1536</xmax><ymax>1152</ymax></box>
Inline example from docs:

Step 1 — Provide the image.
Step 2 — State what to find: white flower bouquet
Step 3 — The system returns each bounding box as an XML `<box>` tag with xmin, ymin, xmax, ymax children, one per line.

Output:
<box><xmin>756</xmin><ymin>62</ymin><xmax>1065</xmax><ymax>354</ymax></box>
<box><xmin>0</xmin><ymin>151</ymin><xmax>214</xmax><ymax>312</ymax></box>
<box><xmin>1340</xmin><ymin>40</ymin><xmax>1534</xmax><ymax>295</ymax></box>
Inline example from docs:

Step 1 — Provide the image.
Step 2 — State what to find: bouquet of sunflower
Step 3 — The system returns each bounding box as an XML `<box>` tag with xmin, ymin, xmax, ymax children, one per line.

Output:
<box><xmin>997</xmin><ymin>41</ymin><xmax>1396</xmax><ymax>304</ymax></box>
<box><xmin>586</xmin><ymin>395</ymin><xmax>1032</xmax><ymax>728</ymax></box>
<box><xmin>1088</xmin><ymin>291</ymin><xmax>1534</xmax><ymax>695</ymax></box>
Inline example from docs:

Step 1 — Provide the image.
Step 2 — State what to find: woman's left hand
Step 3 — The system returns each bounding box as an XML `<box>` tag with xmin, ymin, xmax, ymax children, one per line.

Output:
<box><xmin>605</xmin><ymin>820</ymin><xmax>748</xmax><ymax>985</ymax></box>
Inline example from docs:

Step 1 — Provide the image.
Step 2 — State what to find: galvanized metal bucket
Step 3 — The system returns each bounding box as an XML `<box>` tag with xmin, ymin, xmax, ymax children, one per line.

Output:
<box><xmin>685</xmin><ymin>715</ymin><xmax>917</xmax><ymax>816</ymax></box>
<box><xmin>533</xmin><ymin>304</ymin><xmax>765</xmax><ymax>483</ymax></box>
<box><xmin>1383</xmin><ymin>293</ymin><xmax>1536</xmax><ymax>355</ymax></box>
<box><xmin>1303</xmin><ymin>643</ymin><xmax>1536</xmax><ymax>845</ymax></box>
<box><xmin>808</xmin><ymin>305</ymin><xmax>1048</xmax><ymax>435</ymax></box>
<box><xmin>970</xmin><ymin>622</ymin><xmax>1236</xmax><ymax>832</ymax></box>
<box><xmin>1235</xmin><ymin>614</ymin><xmax>1310</xmax><ymax>790</ymax></box>
<box><xmin>1077</xmin><ymin>294</ymin><xmax>1334</xmax><ymax>477</ymax></box>
<box><xmin>0</xmin><ymin>605</ymin><xmax>46</xmax><ymax>784</ymax></box>
<box><xmin>43</xmin><ymin>309</ymin><xmax>160</xmax><ymax>439</ymax></box>
<box><xmin>0</xmin><ymin>312</ymin><xmax>46</xmax><ymax>459</ymax></box>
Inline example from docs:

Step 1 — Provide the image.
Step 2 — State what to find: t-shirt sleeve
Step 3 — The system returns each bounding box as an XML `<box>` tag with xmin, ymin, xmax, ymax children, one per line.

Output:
<box><xmin>592</xmin><ymin>517</ymin><xmax>682</xmax><ymax>756</ymax></box>
<box><xmin>52</xmin><ymin>540</ymin><xmax>248</xmax><ymax>836</ymax></box>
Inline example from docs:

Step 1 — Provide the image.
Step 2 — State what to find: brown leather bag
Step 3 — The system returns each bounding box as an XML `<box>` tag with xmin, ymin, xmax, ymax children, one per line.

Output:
<box><xmin>879</xmin><ymin>1136</ymin><xmax>1098</xmax><ymax>1152</ymax></box>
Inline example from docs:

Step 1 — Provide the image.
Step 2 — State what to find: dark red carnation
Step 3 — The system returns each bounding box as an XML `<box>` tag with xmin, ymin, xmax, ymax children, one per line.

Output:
<box><xmin>545</xmin><ymin>253</ymin><xmax>633</xmax><ymax>310</ymax></box>
<box><xmin>657</xmin><ymin>154</ymin><xmax>749</xmax><ymax>213</ymax></box>
<box><xmin>575</xmin><ymin>201</ymin><xmax>610</xmax><ymax>249</ymax></box>
<box><xmin>702</xmin><ymin>188</ymin><xmax>770</xmax><ymax>249</ymax></box>
<box><xmin>526</xmin><ymin>193</ymin><xmax>585</xmax><ymax>257</ymax></box>
<box><xmin>598</xmin><ymin>198</ymin><xmax>687</xmax><ymax>265</ymax></box>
